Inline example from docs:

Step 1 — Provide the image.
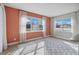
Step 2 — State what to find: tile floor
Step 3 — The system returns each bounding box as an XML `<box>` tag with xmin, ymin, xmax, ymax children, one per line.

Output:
<box><xmin>0</xmin><ymin>37</ymin><xmax>79</xmax><ymax>55</ymax></box>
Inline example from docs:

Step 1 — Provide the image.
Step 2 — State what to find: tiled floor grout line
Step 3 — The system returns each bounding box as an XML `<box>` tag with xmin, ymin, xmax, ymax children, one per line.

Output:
<box><xmin>22</xmin><ymin>46</ymin><xmax>44</xmax><ymax>55</ymax></box>
<box><xmin>19</xmin><ymin>46</ymin><xmax>27</xmax><ymax>55</ymax></box>
<box><xmin>34</xmin><ymin>43</ymin><xmax>38</xmax><ymax>55</ymax></box>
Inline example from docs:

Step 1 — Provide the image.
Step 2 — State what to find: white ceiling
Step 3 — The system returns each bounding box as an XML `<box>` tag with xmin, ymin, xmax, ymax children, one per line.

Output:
<box><xmin>4</xmin><ymin>3</ymin><xmax>79</xmax><ymax>17</ymax></box>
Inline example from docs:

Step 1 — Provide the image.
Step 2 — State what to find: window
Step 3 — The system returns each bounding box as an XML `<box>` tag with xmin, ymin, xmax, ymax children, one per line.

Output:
<box><xmin>55</xmin><ymin>17</ymin><xmax>72</xmax><ymax>32</ymax></box>
<box><xmin>26</xmin><ymin>17</ymin><xmax>31</xmax><ymax>31</ymax></box>
<box><xmin>32</xmin><ymin>18</ymin><xmax>39</xmax><ymax>31</ymax></box>
<box><xmin>54</xmin><ymin>17</ymin><xmax>73</xmax><ymax>39</ymax></box>
<box><xmin>20</xmin><ymin>16</ymin><xmax>44</xmax><ymax>33</ymax></box>
<box><xmin>26</xmin><ymin>22</ymin><xmax>31</xmax><ymax>31</ymax></box>
<box><xmin>25</xmin><ymin>16</ymin><xmax>43</xmax><ymax>32</ymax></box>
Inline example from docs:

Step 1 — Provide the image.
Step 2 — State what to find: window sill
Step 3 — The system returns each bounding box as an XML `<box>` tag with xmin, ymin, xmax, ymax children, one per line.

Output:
<box><xmin>20</xmin><ymin>30</ymin><xmax>44</xmax><ymax>33</ymax></box>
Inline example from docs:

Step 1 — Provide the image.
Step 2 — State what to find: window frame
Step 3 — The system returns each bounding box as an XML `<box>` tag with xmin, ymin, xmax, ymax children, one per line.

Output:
<box><xmin>54</xmin><ymin>17</ymin><xmax>73</xmax><ymax>33</ymax></box>
<box><xmin>27</xmin><ymin>16</ymin><xmax>43</xmax><ymax>33</ymax></box>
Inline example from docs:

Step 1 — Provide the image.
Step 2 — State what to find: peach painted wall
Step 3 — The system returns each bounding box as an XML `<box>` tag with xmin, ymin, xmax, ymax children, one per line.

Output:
<box><xmin>27</xmin><ymin>32</ymin><xmax>43</xmax><ymax>39</ymax></box>
<box><xmin>5</xmin><ymin>6</ymin><xmax>19</xmax><ymax>43</ymax></box>
<box><xmin>27</xmin><ymin>12</ymin><xmax>42</xmax><ymax>18</ymax></box>
<box><xmin>5</xmin><ymin>6</ymin><xmax>51</xmax><ymax>44</ymax></box>
<box><xmin>46</xmin><ymin>17</ymin><xmax>51</xmax><ymax>36</ymax></box>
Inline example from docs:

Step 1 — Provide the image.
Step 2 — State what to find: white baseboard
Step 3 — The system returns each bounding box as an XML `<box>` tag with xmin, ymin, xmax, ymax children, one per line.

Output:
<box><xmin>21</xmin><ymin>37</ymin><xmax>44</xmax><ymax>43</ymax></box>
<box><xmin>8</xmin><ymin>37</ymin><xmax>44</xmax><ymax>46</ymax></box>
<box><xmin>8</xmin><ymin>36</ymin><xmax>52</xmax><ymax>46</ymax></box>
<box><xmin>47</xmin><ymin>35</ymin><xmax>53</xmax><ymax>37</ymax></box>
<box><xmin>54</xmin><ymin>35</ymin><xmax>73</xmax><ymax>40</ymax></box>
<box><xmin>8</xmin><ymin>41</ymin><xmax>19</xmax><ymax>46</ymax></box>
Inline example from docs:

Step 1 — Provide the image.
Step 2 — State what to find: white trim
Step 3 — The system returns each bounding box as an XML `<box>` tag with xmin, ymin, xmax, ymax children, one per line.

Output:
<box><xmin>19</xmin><ymin>11</ymin><xmax>27</xmax><ymax>43</ymax></box>
<box><xmin>0</xmin><ymin>4</ymin><xmax>7</xmax><ymax>53</ymax></box>
<box><xmin>20</xmin><ymin>37</ymin><xmax>43</xmax><ymax>43</ymax></box>
<box><xmin>8</xmin><ymin>42</ymin><xmax>19</xmax><ymax>46</ymax></box>
<box><xmin>1</xmin><ymin>4</ymin><xmax>7</xmax><ymax>50</ymax></box>
<box><xmin>47</xmin><ymin>35</ymin><xmax>52</xmax><ymax>37</ymax></box>
<box><xmin>0</xmin><ymin>4</ymin><xmax>3</xmax><ymax>53</ymax></box>
<box><xmin>51</xmin><ymin>17</ymin><xmax>54</xmax><ymax>36</ymax></box>
<box><xmin>42</xmin><ymin>17</ymin><xmax>46</xmax><ymax>37</ymax></box>
<box><xmin>54</xmin><ymin>35</ymin><xmax>73</xmax><ymax>40</ymax></box>
<box><xmin>8</xmin><ymin>36</ymin><xmax>53</xmax><ymax>46</ymax></box>
<box><xmin>8</xmin><ymin>37</ymin><xmax>44</xmax><ymax>46</ymax></box>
